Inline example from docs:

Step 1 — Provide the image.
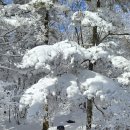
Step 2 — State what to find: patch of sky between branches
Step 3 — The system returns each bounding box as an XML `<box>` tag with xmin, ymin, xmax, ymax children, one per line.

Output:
<box><xmin>70</xmin><ymin>0</ymin><xmax>87</xmax><ymax>11</ymax></box>
<box><xmin>4</xmin><ymin>0</ymin><xmax>13</xmax><ymax>4</ymax></box>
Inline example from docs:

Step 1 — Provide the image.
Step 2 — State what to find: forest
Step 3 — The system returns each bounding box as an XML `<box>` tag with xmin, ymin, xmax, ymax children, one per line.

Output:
<box><xmin>0</xmin><ymin>0</ymin><xmax>130</xmax><ymax>130</ymax></box>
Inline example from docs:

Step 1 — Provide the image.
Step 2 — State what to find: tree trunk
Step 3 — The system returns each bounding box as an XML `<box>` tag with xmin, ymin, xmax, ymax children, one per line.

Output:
<box><xmin>86</xmin><ymin>60</ymin><xmax>94</xmax><ymax>130</ymax></box>
<box><xmin>92</xmin><ymin>26</ymin><xmax>99</xmax><ymax>46</ymax></box>
<box><xmin>97</xmin><ymin>0</ymin><xmax>101</xmax><ymax>8</ymax></box>
<box><xmin>80</xmin><ymin>25</ymin><xmax>84</xmax><ymax>45</ymax></box>
<box><xmin>86</xmin><ymin>99</ymin><xmax>93</xmax><ymax>130</ymax></box>
<box><xmin>44</xmin><ymin>10</ymin><xmax>49</xmax><ymax>44</ymax></box>
<box><xmin>42</xmin><ymin>104</ymin><xmax>49</xmax><ymax>130</ymax></box>
<box><xmin>9</xmin><ymin>105</ymin><xmax>11</xmax><ymax>122</ymax></box>
<box><xmin>52</xmin><ymin>0</ymin><xmax>58</xmax><ymax>3</ymax></box>
<box><xmin>75</xmin><ymin>27</ymin><xmax>80</xmax><ymax>45</ymax></box>
<box><xmin>42</xmin><ymin>119</ymin><xmax>49</xmax><ymax>130</ymax></box>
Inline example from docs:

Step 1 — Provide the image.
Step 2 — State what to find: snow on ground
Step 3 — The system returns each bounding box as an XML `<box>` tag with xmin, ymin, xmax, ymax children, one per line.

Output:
<box><xmin>0</xmin><ymin>120</ymin><xmax>41</xmax><ymax>130</ymax></box>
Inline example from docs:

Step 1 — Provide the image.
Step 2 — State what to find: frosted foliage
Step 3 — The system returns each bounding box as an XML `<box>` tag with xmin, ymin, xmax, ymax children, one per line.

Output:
<box><xmin>30</xmin><ymin>0</ymin><xmax>53</xmax><ymax>7</ymax></box>
<box><xmin>0</xmin><ymin>4</ymin><xmax>54</xmax><ymax>49</ymax></box>
<box><xmin>82</xmin><ymin>11</ymin><xmax>112</xmax><ymax>30</ymax></box>
<box><xmin>18</xmin><ymin>40</ymin><xmax>90</xmax><ymax>74</ymax></box>
<box><xmin>72</xmin><ymin>11</ymin><xmax>113</xmax><ymax>32</ymax></box>
<box><xmin>0</xmin><ymin>1</ymin><xmax>130</xmax><ymax>129</ymax></box>
<box><xmin>31</xmin><ymin>0</ymin><xmax>52</xmax><ymax>3</ymax></box>
<box><xmin>20</xmin><ymin>70</ymin><xmax>112</xmax><ymax>115</ymax></box>
<box><xmin>86</xmin><ymin>40</ymin><xmax>130</xmax><ymax>78</ymax></box>
<box><xmin>18</xmin><ymin>39</ymin><xmax>130</xmax><ymax>128</ymax></box>
<box><xmin>0</xmin><ymin>4</ymin><xmax>34</xmax><ymax>27</ymax></box>
<box><xmin>18</xmin><ymin>40</ymin><xmax>114</xmax><ymax>75</ymax></box>
<box><xmin>117</xmin><ymin>72</ymin><xmax>130</xmax><ymax>86</ymax></box>
<box><xmin>20</xmin><ymin>70</ymin><xmax>129</xmax><ymax>127</ymax></box>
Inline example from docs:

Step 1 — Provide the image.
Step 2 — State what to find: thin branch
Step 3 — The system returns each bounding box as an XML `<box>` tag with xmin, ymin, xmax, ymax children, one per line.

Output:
<box><xmin>0</xmin><ymin>27</ymin><xmax>19</xmax><ymax>37</ymax></box>
<box><xmin>0</xmin><ymin>65</ymin><xmax>19</xmax><ymax>72</ymax></box>
<box><xmin>99</xmin><ymin>33</ymin><xmax>110</xmax><ymax>43</ymax></box>
<box><xmin>92</xmin><ymin>98</ymin><xmax>105</xmax><ymax>117</ymax></box>
<box><xmin>109</xmin><ymin>33</ymin><xmax>130</xmax><ymax>35</ymax></box>
<box><xmin>99</xmin><ymin>32</ymin><xmax>130</xmax><ymax>44</ymax></box>
<box><xmin>0</xmin><ymin>53</ymin><xmax>22</xmax><ymax>57</ymax></box>
<box><xmin>81</xmin><ymin>59</ymin><xmax>90</xmax><ymax>65</ymax></box>
<box><xmin>8</xmin><ymin>10</ymin><xmax>31</xmax><ymax>17</ymax></box>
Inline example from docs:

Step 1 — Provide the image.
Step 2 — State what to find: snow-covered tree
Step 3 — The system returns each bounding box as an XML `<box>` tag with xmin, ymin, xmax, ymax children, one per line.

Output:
<box><xmin>0</xmin><ymin>0</ymin><xmax>130</xmax><ymax>130</ymax></box>
<box><xmin>18</xmin><ymin>40</ymin><xmax>130</xmax><ymax>130</ymax></box>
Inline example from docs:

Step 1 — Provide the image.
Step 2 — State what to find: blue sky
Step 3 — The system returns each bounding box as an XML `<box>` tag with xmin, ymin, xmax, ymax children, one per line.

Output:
<box><xmin>4</xmin><ymin>0</ymin><xmax>12</xmax><ymax>4</ymax></box>
<box><xmin>70</xmin><ymin>0</ymin><xmax>87</xmax><ymax>11</ymax></box>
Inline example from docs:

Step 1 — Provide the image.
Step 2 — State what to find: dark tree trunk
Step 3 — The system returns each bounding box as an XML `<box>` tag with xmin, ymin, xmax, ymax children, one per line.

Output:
<box><xmin>75</xmin><ymin>27</ymin><xmax>80</xmax><ymax>45</ymax></box>
<box><xmin>42</xmin><ymin>119</ymin><xmax>49</xmax><ymax>130</ymax></box>
<box><xmin>86</xmin><ymin>99</ymin><xmax>93</xmax><ymax>130</ymax></box>
<box><xmin>88</xmin><ymin>61</ymin><xmax>94</xmax><ymax>71</ymax></box>
<box><xmin>44</xmin><ymin>10</ymin><xmax>49</xmax><ymax>44</ymax></box>
<box><xmin>9</xmin><ymin>105</ymin><xmax>11</xmax><ymax>122</ymax></box>
<box><xmin>92</xmin><ymin>26</ymin><xmax>99</xmax><ymax>46</ymax></box>
<box><xmin>52</xmin><ymin>0</ymin><xmax>58</xmax><ymax>3</ymax></box>
<box><xmin>42</xmin><ymin>104</ymin><xmax>49</xmax><ymax>130</ymax></box>
<box><xmin>86</xmin><ymin>60</ymin><xmax>93</xmax><ymax>130</ymax></box>
<box><xmin>97</xmin><ymin>0</ymin><xmax>101</xmax><ymax>8</ymax></box>
<box><xmin>80</xmin><ymin>25</ymin><xmax>84</xmax><ymax>45</ymax></box>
